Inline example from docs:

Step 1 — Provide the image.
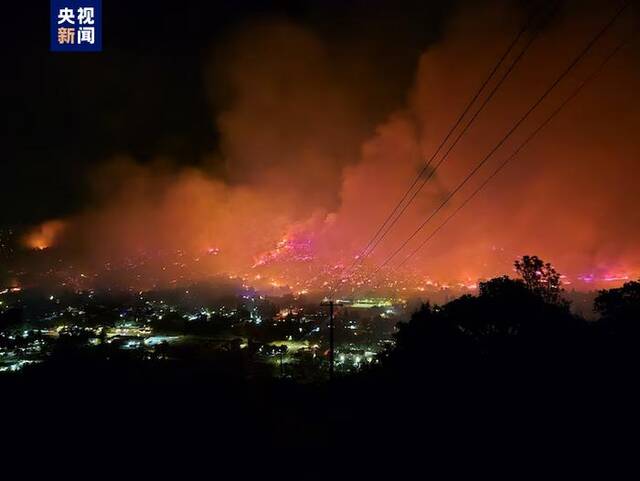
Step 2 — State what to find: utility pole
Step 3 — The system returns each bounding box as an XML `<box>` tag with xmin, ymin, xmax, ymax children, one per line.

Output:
<box><xmin>321</xmin><ymin>298</ymin><xmax>349</xmax><ymax>380</ymax></box>
<box><xmin>279</xmin><ymin>349</ymin><xmax>284</xmax><ymax>378</ymax></box>
<box><xmin>328</xmin><ymin>300</ymin><xmax>335</xmax><ymax>379</ymax></box>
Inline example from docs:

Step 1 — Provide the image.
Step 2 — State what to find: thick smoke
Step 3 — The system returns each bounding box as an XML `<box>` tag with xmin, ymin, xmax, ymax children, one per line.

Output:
<box><xmin>25</xmin><ymin>1</ymin><xmax>640</xmax><ymax>290</ymax></box>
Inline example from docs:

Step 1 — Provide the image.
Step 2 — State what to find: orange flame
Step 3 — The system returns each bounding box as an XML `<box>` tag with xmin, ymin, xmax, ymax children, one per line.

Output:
<box><xmin>23</xmin><ymin>220</ymin><xmax>66</xmax><ymax>251</ymax></box>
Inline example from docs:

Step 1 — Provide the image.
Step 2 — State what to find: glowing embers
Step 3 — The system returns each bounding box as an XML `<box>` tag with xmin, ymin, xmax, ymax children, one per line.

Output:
<box><xmin>252</xmin><ymin>235</ymin><xmax>314</xmax><ymax>268</ymax></box>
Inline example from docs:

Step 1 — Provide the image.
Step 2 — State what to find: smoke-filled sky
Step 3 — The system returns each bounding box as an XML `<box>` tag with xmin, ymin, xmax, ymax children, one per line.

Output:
<box><xmin>4</xmin><ymin>0</ymin><xmax>639</xmax><ymax>290</ymax></box>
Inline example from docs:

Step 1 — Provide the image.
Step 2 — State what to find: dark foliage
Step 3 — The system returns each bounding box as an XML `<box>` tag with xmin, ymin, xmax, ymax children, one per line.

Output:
<box><xmin>595</xmin><ymin>280</ymin><xmax>640</xmax><ymax>335</ymax></box>
<box><xmin>384</xmin><ymin>275</ymin><xmax>583</xmax><ymax>377</ymax></box>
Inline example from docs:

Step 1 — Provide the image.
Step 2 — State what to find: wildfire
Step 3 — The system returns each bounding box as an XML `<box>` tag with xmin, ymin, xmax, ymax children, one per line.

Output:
<box><xmin>252</xmin><ymin>236</ymin><xmax>313</xmax><ymax>268</ymax></box>
<box><xmin>23</xmin><ymin>220</ymin><xmax>65</xmax><ymax>251</ymax></box>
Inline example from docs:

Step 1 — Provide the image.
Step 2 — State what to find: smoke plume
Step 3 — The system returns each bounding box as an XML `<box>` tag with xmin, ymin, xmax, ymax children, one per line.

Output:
<box><xmin>24</xmin><ymin>1</ymin><xmax>640</xmax><ymax>290</ymax></box>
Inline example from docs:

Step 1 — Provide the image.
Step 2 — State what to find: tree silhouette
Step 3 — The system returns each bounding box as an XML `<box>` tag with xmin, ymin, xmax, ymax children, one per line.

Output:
<box><xmin>514</xmin><ymin>255</ymin><xmax>564</xmax><ymax>305</ymax></box>
<box><xmin>594</xmin><ymin>280</ymin><xmax>640</xmax><ymax>336</ymax></box>
<box><xmin>385</xmin><ymin>262</ymin><xmax>582</xmax><ymax>379</ymax></box>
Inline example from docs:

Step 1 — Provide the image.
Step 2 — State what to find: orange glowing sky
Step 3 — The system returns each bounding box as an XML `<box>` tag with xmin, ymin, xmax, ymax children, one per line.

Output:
<box><xmin>21</xmin><ymin>1</ymin><xmax>640</xmax><ymax>291</ymax></box>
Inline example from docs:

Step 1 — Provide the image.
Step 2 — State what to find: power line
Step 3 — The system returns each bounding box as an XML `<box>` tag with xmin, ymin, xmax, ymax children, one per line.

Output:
<box><xmin>341</xmin><ymin>2</ymin><xmax>555</xmax><ymax>278</ymax></box>
<box><xmin>344</xmin><ymin>2</ymin><xmax>559</xmax><ymax>270</ymax></box>
<box><xmin>393</xmin><ymin>38</ymin><xmax>630</xmax><ymax>271</ymax></box>
<box><xmin>373</xmin><ymin>0</ymin><xmax>630</xmax><ymax>273</ymax></box>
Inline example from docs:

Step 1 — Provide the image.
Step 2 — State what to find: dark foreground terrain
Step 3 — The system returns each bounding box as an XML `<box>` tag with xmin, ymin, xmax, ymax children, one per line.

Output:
<box><xmin>2</xmin><ymin>273</ymin><xmax>639</xmax><ymax>473</ymax></box>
